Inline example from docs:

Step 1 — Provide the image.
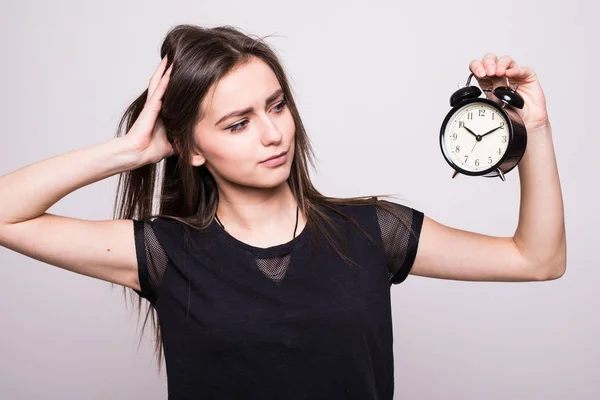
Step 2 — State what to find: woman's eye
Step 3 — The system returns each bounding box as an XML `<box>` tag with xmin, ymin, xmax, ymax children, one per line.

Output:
<box><xmin>228</xmin><ymin>120</ymin><xmax>248</xmax><ymax>133</ymax></box>
<box><xmin>273</xmin><ymin>100</ymin><xmax>287</xmax><ymax>113</ymax></box>
<box><xmin>227</xmin><ymin>101</ymin><xmax>286</xmax><ymax>133</ymax></box>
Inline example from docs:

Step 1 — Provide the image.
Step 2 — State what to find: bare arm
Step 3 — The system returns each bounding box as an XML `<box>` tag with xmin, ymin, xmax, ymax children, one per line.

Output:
<box><xmin>0</xmin><ymin>56</ymin><xmax>174</xmax><ymax>290</ymax></box>
<box><xmin>410</xmin><ymin>54</ymin><xmax>566</xmax><ymax>282</ymax></box>
<box><xmin>0</xmin><ymin>138</ymin><xmax>144</xmax><ymax>289</ymax></box>
<box><xmin>0</xmin><ymin>138</ymin><xmax>139</xmax><ymax>225</ymax></box>
<box><xmin>413</xmin><ymin>124</ymin><xmax>565</xmax><ymax>282</ymax></box>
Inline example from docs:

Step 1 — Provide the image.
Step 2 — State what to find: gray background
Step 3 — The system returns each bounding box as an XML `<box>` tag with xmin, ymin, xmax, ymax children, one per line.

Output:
<box><xmin>1</xmin><ymin>0</ymin><xmax>597</xmax><ymax>398</ymax></box>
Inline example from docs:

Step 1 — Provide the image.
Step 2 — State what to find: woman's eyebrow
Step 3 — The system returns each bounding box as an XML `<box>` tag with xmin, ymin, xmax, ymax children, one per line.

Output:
<box><xmin>214</xmin><ymin>88</ymin><xmax>284</xmax><ymax>126</ymax></box>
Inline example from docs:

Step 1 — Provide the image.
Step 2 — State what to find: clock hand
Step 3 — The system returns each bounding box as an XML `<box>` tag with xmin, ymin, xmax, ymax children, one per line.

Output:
<box><xmin>463</xmin><ymin>124</ymin><xmax>478</xmax><ymax>138</ymax></box>
<box><xmin>464</xmin><ymin>124</ymin><xmax>482</xmax><ymax>154</ymax></box>
<box><xmin>480</xmin><ymin>125</ymin><xmax>503</xmax><ymax>138</ymax></box>
<box><xmin>470</xmin><ymin>141</ymin><xmax>478</xmax><ymax>153</ymax></box>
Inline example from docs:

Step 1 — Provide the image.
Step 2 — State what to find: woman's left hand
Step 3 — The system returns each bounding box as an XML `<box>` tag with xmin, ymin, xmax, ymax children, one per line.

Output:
<box><xmin>470</xmin><ymin>53</ymin><xmax>549</xmax><ymax>132</ymax></box>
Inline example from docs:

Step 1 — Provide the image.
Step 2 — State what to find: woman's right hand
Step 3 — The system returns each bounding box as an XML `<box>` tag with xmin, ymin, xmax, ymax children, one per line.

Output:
<box><xmin>126</xmin><ymin>56</ymin><xmax>176</xmax><ymax>165</ymax></box>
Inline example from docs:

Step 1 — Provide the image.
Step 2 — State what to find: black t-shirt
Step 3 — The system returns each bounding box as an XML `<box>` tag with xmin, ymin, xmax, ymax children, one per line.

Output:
<box><xmin>133</xmin><ymin>199</ymin><xmax>424</xmax><ymax>400</ymax></box>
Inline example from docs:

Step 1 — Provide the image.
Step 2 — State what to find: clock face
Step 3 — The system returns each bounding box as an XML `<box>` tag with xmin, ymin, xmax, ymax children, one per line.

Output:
<box><xmin>442</xmin><ymin>102</ymin><xmax>510</xmax><ymax>173</ymax></box>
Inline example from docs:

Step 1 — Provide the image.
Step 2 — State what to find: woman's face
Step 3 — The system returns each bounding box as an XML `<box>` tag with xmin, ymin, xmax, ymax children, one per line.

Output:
<box><xmin>191</xmin><ymin>57</ymin><xmax>296</xmax><ymax>190</ymax></box>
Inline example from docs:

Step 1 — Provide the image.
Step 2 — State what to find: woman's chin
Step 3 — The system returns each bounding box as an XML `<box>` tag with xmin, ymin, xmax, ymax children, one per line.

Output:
<box><xmin>250</xmin><ymin>168</ymin><xmax>292</xmax><ymax>190</ymax></box>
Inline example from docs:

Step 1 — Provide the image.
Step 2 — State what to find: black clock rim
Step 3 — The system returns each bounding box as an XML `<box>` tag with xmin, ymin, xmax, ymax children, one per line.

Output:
<box><xmin>439</xmin><ymin>97</ymin><xmax>514</xmax><ymax>177</ymax></box>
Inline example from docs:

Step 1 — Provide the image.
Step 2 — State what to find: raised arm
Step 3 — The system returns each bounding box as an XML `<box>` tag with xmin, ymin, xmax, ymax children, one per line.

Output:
<box><xmin>411</xmin><ymin>53</ymin><xmax>566</xmax><ymax>282</ymax></box>
<box><xmin>0</xmin><ymin>56</ymin><xmax>174</xmax><ymax>290</ymax></box>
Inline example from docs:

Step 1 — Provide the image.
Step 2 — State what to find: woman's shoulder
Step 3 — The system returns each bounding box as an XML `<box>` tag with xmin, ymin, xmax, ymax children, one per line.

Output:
<box><xmin>325</xmin><ymin>197</ymin><xmax>420</xmax><ymax>220</ymax></box>
<box><xmin>325</xmin><ymin>197</ymin><xmax>424</xmax><ymax>241</ymax></box>
<box><xmin>139</xmin><ymin>216</ymin><xmax>216</xmax><ymax>254</ymax></box>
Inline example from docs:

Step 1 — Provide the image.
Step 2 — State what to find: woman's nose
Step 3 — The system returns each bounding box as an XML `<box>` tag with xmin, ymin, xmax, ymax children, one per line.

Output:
<box><xmin>259</xmin><ymin>115</ymin><xmax>283</xmax><ymax>146</ymax></box>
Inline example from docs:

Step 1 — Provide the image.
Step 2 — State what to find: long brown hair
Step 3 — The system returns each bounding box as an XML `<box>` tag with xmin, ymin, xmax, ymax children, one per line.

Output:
<box><xmin>112</xmin><ymin>24</ymin><xmax>410</xmax><ymax>372</ymax></box>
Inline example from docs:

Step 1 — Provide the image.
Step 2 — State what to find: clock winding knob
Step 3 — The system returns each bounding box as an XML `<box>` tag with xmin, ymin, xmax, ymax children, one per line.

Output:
<box><xmin>493</xmin><ymin>87</ymin><xmax>525</xmax><ymax>109</ymax></box>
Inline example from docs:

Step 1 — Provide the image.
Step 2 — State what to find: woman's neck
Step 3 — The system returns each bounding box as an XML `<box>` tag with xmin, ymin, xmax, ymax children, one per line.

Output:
<box><xmin>215</xmin><ymin>182</ymin><xmax>302</xmax><ymax>238</ymax></box>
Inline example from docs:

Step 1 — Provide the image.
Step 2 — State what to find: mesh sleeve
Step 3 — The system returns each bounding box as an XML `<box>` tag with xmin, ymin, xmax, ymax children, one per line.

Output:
<box><xmin>375</xmin><ymin>200</ymin><xmax>424</xmax><ymax>285</ymax></box>
<box><xmin>132</xmin><ymin>219</ymin><xmax>169</xmax><ymax>304</ymax></box>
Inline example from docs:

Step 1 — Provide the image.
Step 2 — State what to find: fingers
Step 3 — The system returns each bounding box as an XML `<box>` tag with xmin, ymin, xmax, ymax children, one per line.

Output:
<box><xmin>469</xmin><ymin>59</ymin><xmax>486</xmax><ymax>79</ymax></box>
<box><xmin>482</xmin><ymin>53</ymin><xmax>499</xmax><ymax>76</ymax></box>
<box><xmin>505</xmin><ymin>66</ymin><xmax>538</xmax><ymax>86</ymax></box>
<box><xmin>496</xmin><ymin>55</ymin><xmax>516</xmax><ymax>76</ymax></box>
<box><xmin>147</xmin><ymin>56</ymin><xmax>169</xmax><ymax>102</ymax></box>
<box><xmin>146</xmin><ymin>64</ymin><xmax>173</xmax><ymax>113</ymax></box>
<box><xmin>136</xmin><ymin>64</ymin><xmax>173</xmax><ymax>130</ymax></box>
<box><xmin>471</xmin><ymin>53</ymin><xmax>514</xmax><ymax>79</ymax></box>
<box><xmin>505</xmin><ymin>65</ymin><xmax>536</xmax><ymax>80</ymax></box>
<box><xmin>470</xmin><ymin>53</ymin><xmax>525</xmax><ymax>85</ymax></box>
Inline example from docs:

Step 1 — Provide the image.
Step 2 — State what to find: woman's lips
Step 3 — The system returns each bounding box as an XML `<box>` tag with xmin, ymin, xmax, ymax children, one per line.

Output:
<box><xmin>260</xmin><ymin>151</ymin><xmax>288</xmax><ymax>167</ymax></box>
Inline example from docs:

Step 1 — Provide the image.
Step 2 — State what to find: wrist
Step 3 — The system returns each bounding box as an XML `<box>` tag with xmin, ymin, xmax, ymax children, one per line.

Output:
<box><xmin>111</xmin><ymin>136</ymin><xmax>147</xmax><ymax>171</ymax></box>
<box><xmin>527</xmin><ymin>119</ymin><xmax>552</xmax><ymax>136</ymax></box>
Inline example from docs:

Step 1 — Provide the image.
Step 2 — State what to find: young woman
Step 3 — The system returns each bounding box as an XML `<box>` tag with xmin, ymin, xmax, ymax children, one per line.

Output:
<box><xmin>0</xmin><ymin>24</ymin><xmax>565</xmax><ymax>399</ymax></box>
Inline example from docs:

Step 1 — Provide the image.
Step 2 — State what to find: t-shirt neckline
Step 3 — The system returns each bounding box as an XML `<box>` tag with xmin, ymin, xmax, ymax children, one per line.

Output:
<box><xmin>209</xmin><ymin>218</ymin><xmax>309</xmax><ymax>258</ymax></box>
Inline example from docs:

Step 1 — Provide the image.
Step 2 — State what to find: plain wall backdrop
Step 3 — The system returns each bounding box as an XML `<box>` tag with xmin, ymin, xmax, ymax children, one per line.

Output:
<box><xmin>1</xmin><ymin>0</ymin><xmax>597</xmax><ymax>398</ymax></box>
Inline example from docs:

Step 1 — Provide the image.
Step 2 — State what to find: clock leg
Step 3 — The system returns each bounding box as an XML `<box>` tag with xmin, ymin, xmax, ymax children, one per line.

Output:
<box><xmin>496</xmin><ymin>168</ymin><xmax>506</xmax><ymax>181</ymax></box>
<box><xmin>452</xmin><ymin>170</ymin><xmax>460</xmax><ymax>179</ymax></box>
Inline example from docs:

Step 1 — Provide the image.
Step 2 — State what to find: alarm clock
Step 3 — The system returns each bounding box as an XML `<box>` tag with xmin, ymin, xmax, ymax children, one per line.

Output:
<box><xmin>439</xmin><ymin>73</ymin><xmax>527</xmax><ymax>181</ymax></box>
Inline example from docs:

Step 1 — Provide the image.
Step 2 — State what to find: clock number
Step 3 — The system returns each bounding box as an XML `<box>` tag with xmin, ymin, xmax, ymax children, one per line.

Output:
<box><xmin>475</xmin><ymin>159</ymin><xmax>480</xmax><ymax>167</ymax></box>
<box><xmin>488</xmin><ymin>156</ymin><xmax>492</xmax><ymax>164</ymax></box>
<box><xmin>458</xmin><ymin>121</ymin><xmax>464</xmax><ymax>128</ymax></box>
<box><xmin>467</xmin><ymin>112</ymin><xmax>473</xmax><ymax>120</ymax></box>
<box><xmin>455</xmin><ymin>145</ymin><xmax>460</xmax><ymax>153</ymax></box>
<box><xmin>492</xmin><ymin>113</ymin><xmax>495</xmax><ymax>120</ymax></box>
<box><xmin>500</xmin><ymin>122</ymin><xmax>505</xmax><ymax>129</ymax></box>
<box><xmin>464</xmin><ymin>155</ymin><xmax>469</xmax><ymax>163</ymax></box>
<box><xmin>502</xmin><ymin>135</ymin><xmax>507</xmax><ymax>143</ymax></box>
<box><xmin>497</xmin><ymin>148</ymin><xmax>502</xmax><ymax>155</ymax></box>
<box><xmin>479</xmin><ymin>109</ymin><xmax>485</xmax><ymax>117</ymax></box>
<box><xmin>452</xmin><ymin>133</ymin><xmax>458</xmax><ymax>140</ymax></box>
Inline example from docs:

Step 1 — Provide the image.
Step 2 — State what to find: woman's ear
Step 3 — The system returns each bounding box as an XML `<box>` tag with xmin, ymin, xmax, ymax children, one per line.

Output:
<box><xmin>188</xmin><ymin>140</ymin><xmax>206</xmax><ymax>166</ymax></box>
<box><xmin>172</xmin><ymin>137</ymin><xmax>205</xmax><ymax>166</ymax></box>
<box><xmin>190</xmin><ymin>152</ymin><xmax>206</xmax><ymax>167</ymax></box>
